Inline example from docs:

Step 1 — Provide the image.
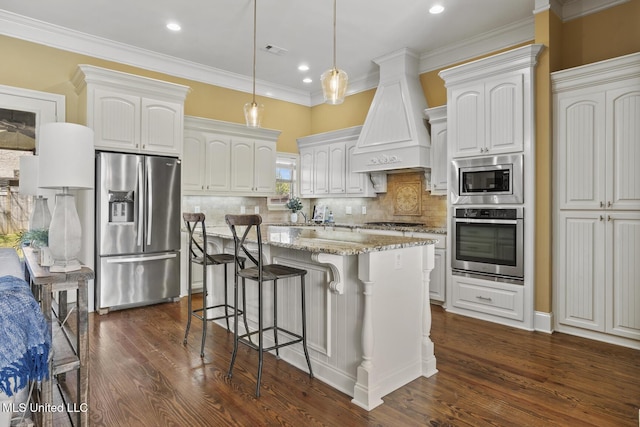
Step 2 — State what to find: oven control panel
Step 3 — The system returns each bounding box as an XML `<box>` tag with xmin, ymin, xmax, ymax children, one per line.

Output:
<box><xmin>454</xmin><ymin>208</ymin><xmax>522</xmax><ymax>220</ymax></box>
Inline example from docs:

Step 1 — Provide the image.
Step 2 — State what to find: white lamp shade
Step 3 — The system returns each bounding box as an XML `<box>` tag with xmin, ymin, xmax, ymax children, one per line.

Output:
<box><xmin>19</xmin><ymin>155</ymin><xmax>40</xmax><ymax>196</ymax></box>
<box><xmin>38</xmin><ymin>122</ymin><xmax>95</xmax><ymax>190</ymax></box>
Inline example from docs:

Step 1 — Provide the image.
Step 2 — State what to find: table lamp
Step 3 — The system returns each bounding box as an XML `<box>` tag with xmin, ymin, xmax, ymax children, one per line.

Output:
<box><xmin>38</xmin><ymin>122</ymin><xmax>95</xmax><ymax>272</ymax></box>
<box><xmin>19</xmin><ymin>155</ymin><xmax>51</xmax><ymax>232</ymax></box>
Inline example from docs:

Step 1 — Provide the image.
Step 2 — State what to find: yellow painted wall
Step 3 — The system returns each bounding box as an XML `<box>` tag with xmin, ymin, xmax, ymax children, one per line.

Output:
<box><xmin>309</xmin><ymin>90</ymin><xmax>374</xmax><ymax>134</ymax></box>
<box><xmin>561</xmin><ymin>0</ymin><xmax>640</xmax><ymax>69</ymax></box>
<box><xmin>0</xmin><ymin>35</ymin><xmax>310</xmax><ymax>153</ymax></box>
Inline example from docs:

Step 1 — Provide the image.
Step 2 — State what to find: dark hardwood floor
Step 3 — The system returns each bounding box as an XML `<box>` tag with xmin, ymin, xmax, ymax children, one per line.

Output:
<box><xmin>79</xmin><ymin>297</ymin><xmax>639</xmax><ymax>426</ymax></box>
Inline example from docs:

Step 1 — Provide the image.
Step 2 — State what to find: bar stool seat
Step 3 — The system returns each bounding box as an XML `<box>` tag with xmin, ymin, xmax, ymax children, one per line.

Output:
<box><xmin>183</xmin><ymin>212</ymin><xmax>247</xmax><ymax>357</ymax></box>
<box><xmin>225</xmin><ymin>214</ymin><xmax>314</xmax><ymax>397</ymax></box>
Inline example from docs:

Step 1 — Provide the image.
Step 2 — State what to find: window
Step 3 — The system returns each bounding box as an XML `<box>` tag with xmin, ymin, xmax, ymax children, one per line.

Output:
<box><xmin>268</xmin><ymin>153</ymin><xmax>298</xmax><ymax>210</ymax></box>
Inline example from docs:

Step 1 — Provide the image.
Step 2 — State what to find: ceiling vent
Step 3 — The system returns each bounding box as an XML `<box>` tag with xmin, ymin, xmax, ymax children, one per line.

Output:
<box><xmin>261</xmin><ymin>44</ymin><xmax>288</xmax><ymax>55</ymax></box>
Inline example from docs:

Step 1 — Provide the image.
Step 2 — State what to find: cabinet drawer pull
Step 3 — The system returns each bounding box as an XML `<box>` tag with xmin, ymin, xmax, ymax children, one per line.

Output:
<box><xmin>607</xmin><ymin>215</ymin><xmax>611</xmax><ymax>222</ymax></box>
<box><xmin>599</xmin><ymin>215</ymin><xmax>603</xmax><ymax>221</ymax></box>
<box><xmin>607</xmin><ymin>201</ymin><xmax>611</xmax><ymax>208</ymax></box>
<box><xmin>476</xmin><ymin>295</ymin><xmax>493</xmax><ymax>302</ymax></box>
<box><xmin>600</xmin><ymin>201</ymin><xmax>604</xmax><ymax>208</ymax></box>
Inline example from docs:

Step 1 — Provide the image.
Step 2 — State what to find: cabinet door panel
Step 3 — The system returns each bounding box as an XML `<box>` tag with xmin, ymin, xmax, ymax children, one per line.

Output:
<box><xmin>608</xmin><ymin>88</ymin><xmax>640</xmax><ymax>210</ymax></box>
<box><xmin>450</xmin><ymin>85</ymin><xmax>483</xmax><ymax>157</ymax></box>
<box><xmin>556</xmin><ymin>92</ymin><xmax>606</xmax><ymax>210</ymax></box>
<box><xmin>607</xmin><ymin>212</ymin><xmax>640</xmax><ymax>340</ymax></box>
<box><xmin>93</xmin><ymin>89</ymin><xmax>140</xmax><ymax>151</ymax></box>
<box><xmin>557</xmin><ymin>212</ymin><xmax>605</xmax><ymax>331</ymax></box>
<box><xmin>329</xmin><ymin>142</ymin><xmax>346</xmax><ymax>194</ymax></box>
<box><xmin>141</xmin><ymin>98</ymin><xmax>182</xmax><ymax>156</ymax></box>
<box><xmin>182</xmin><ymin>131</ymin><xmax>205</xmax><ymax>192</ymax></box>
<box><xmin>300</xmin><ymin>149</ymin><xmax>314</xmax><ymax>196</ymax></box>
<box><xmin>206</xmin><ymin>136</ymin><xmax>231</xmax><ymax>192</ymax></box>
<box><xmin>485</xmin><ymin>75</ymin><xmax>523</xmax><ymax>154</ymax></box>
<box><xmin>313</xmin><ymin>146</ymin><xmax>329</xmax><ymax>194</ymax></box>
<box><xmin>254</xmin><ymin>140</ymin><xmax>276</xmax><ymax>193</ymax></box>
<box><xmin>230</xmin><ymin>139</ymin><xmax>255</xmax><ymax>192</ymax></box>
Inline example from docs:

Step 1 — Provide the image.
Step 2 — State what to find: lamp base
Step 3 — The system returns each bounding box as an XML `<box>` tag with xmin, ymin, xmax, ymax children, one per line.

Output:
<box><xmin>50</xmin><ymin>258</ymin><xmax>82</xmax><ymax>273</ymax></box>
<box><xmin>48</xmin><ymin>192</ymin><xmax>83</xmax><ymax>273</ymax></box>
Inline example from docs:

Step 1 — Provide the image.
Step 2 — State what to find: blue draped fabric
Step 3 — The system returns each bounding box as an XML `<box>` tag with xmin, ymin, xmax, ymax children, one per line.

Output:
<box><xmin>0</xmin><ymin>275</ymin><xmax>50</xmax><ymax>397</ymax></box>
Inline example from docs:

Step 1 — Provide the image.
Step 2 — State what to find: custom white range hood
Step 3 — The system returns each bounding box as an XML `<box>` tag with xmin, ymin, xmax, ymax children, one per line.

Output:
<box><xmin>351</xmin><ymin>48</ymin><xmax>431</xmax><ymax>173</ymax></box>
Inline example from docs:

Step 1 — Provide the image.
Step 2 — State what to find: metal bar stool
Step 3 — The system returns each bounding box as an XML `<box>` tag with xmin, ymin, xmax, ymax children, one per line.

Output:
<box><xmin>183</xmin><ymin>212</ymin><xmax>248</xmax><ymax>357</ymax></box>
<box><xmin>225</xmin><ymin>214</ymin><xmax>314</xmax><ymax>397</ymax></box>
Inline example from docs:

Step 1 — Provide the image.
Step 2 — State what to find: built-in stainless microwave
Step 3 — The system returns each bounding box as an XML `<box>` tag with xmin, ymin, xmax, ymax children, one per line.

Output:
<box><xmin>451</xmin><ymin>154</ymin><xmax>523</xmax><ymax>205</ymax></box>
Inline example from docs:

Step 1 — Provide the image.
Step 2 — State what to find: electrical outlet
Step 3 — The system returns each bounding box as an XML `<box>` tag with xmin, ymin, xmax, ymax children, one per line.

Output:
<box><xmin>194</xmin><ymin>206</ymin><xmax>200</xmax><ymax>213</ymax></box>
<box><xmin>254</xmin><ymin>206</ymin><xmax>260</xmax><ymax>214</ymax></box>
<box><xmin>240</xmin><ymin>206</ymin><xmax>246</xmax><ymax>214</ymax></box>
<box><xmin>362</xmin><ymin>206</ymin><xmax>367</xmax><ymax>215</ymax></box>
<box><xmin>346</xmin><ymin>206</ymin><xmax>352</xmax><ymax>215</ymax></box>
<box><xmin>394</xmin><ymin>252</ymin><xmax>402</xmax><ymax>269</ymax></box>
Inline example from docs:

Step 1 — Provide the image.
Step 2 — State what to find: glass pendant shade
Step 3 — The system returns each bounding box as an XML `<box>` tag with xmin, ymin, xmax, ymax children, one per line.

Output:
<box><xmin>244</xmin><ymin>101</ymin><xmax>264</xmax><ymax>128</ymax></box>
<box><xmin>321</xmin><ymin>68</ymin><xmax>348</xmax><ymax>105</ymax></box>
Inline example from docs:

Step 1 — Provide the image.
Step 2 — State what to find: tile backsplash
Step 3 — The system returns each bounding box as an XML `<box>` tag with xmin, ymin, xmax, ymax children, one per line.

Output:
<box><xmin>182</xmin><ymin>172</ymin><xmax>447</xmax><ymax>228</ymax></box>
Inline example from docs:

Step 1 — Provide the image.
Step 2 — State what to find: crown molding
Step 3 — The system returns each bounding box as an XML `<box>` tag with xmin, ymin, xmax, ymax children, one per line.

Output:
<box><xmin>0</xmin><ymin>10</ymin><xmax>313</xmax><ymax>106</ymax></box>
<box><xmin>418</xmin><ymin>17</ymin><xmax>535</xmax><ymax>74</ymax></box>
<box><xmin>534</xmin><ymin>0</ymin><xmax>631</xmax><ymax>21</ymax></box>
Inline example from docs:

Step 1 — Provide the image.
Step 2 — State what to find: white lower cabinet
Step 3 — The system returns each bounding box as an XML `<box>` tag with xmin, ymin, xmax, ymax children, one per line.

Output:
<box><xmin>450</xmin><ymin>274</ymin><xmax>524</xmax><ymax>321</ymax></box>
<box><xmin>556</xmin><ymin>211</ymin><xmax>640</xmax><ymax>341</ymax></box>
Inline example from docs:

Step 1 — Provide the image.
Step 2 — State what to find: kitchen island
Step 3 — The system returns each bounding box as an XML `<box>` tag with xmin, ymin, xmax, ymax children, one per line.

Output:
<box><xmin>203</xmin><ymin>224</ymin><xmax>437</xmax><ymax>410</ymax></box>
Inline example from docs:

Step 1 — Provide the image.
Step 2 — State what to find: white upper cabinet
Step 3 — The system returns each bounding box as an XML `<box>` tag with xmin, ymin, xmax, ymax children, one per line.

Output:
<box><xmin>448</xmin><ymin>74</ymin><xmax>523</xmax><ymax>158</ymax></box>
<box><xmin>424</xmin><ymin>106</ymin><xmax>447</xmax><ymax>195</ymax></box>
<box><xmin>554</xmin><ymin>56</ymin><xmax>640</xmax><ymax>211</ymax></box>
<box><xmin>72</xmin><ymin>65</ymin><xmax>189</xmax><ymax>157</ymax></box>
<box><xmin>297</xmin><ymin>126</ymin><xmax>376</xmax><ymax>198</ymax></box>
<box><xmin>440</xmin><ymin>45</ymin><xmax>542</xmax><ymax>159</ymax></box>
<box><xmin>183</xmin><ymin>129</ymin><xmax>231</xmax><ymax>193</ymax></box>
<box><xmin>231</xmin><ymin>138</ymin><xmax>277</xmax><ymax>194</ymax></box>
<box><xmin>183</xmin><ymin>116</ymin><xmax>280</xmax><ymax>196</ymax></box>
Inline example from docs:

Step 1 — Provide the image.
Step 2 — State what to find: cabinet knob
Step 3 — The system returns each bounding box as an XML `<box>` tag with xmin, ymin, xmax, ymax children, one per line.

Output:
<box><xmin>599</xmin><ymin>215</ymin><xmax>603</xmax><ymax>221</ymax></box>
<box><xmin>607</xmin><ymin>201</ymin><xmax>611</xmax><ymax>208</ymax></box>
<box><xmin>607</xmin><ymin>215</ymin><xmax>611</xmax><ymax>222</ymax></box>
<box><xmin>600</xmin><ymin>201</ymin><xmax>604</xmax><ymax>208</ymax></box>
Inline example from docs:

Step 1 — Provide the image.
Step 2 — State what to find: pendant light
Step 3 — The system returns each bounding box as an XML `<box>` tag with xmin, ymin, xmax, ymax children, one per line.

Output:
<box><xmin>321</xmin><ymin>0</ymin><xmax>348</xmax><ymax>104</ymax></box>
<box><xmin>244</xmin><ymin>0</ymin><xmax>264</xmax><ymax>127</ymax></box>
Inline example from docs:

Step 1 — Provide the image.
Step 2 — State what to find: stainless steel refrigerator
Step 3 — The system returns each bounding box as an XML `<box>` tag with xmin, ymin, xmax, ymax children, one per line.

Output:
<box><xmin>95</xmin><ymin>151</ymin><xmax>181</xmax><ymax>313</ymax></box>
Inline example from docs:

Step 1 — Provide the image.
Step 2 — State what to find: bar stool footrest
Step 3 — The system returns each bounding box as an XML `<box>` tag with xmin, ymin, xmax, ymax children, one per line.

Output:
<box><xmin>191</xmin><ymin>304</ymin><xmax>243</xmax><ymax>322</ymax></box>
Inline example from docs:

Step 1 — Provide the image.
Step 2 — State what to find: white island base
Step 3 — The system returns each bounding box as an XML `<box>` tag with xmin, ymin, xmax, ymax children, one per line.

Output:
<box><xmin>204</xmin><ymin>231</ymin><xmax>437</xmax><ymax>410</ymax></box>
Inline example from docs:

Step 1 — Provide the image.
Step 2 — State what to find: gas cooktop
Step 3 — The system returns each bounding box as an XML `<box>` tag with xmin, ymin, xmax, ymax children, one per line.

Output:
<box><xmin>364</xmin><ymin>221</ymin><xmax>425</xmax><ymax>227</ymax></box>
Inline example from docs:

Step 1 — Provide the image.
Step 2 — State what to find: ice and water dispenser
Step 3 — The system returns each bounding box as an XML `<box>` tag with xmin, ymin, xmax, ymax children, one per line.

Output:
<box><xmin>108</xmin><ymin>191</ymin><xmax>134</xmax><ymax>223</ymax></box>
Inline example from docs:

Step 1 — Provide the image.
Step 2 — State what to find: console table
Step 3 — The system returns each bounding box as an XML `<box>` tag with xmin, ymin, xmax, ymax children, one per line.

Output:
<box><xmin>23</xmin><ymin>247</ymin><xmax>93</xmax><ymax>427</ymax></box>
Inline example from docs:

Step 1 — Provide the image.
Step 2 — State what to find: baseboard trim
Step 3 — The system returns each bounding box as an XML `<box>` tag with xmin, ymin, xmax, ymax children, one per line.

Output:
<box><xmin>534</xmin><ymin>311</ymin><xmax>554</xmax><ymax>334</ymax></box>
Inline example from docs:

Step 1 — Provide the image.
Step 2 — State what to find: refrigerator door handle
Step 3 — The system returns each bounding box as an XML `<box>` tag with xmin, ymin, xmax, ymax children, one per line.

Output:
<box><xmin>146</xmin><ymin>161</ymin><xmax>153</xmax><ymax>246</ymax></box>
<box><xmin>106</xmin><ymin>253</ymin><xmax>177</xmax><ymax>264</ymax></box>
<box><xmin>137</xmin><ymin>161</ymin><xmax>144</xmax><ymax>247</ymax></box>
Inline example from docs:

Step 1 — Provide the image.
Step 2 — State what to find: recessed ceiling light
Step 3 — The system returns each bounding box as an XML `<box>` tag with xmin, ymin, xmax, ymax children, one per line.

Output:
<box><xmin>303</xmin><ymin>78</ymin><xmax>313</xmax><ymax>84</ymax></box>
<box><xmin>298</xmin><ymin>64</ymin><xmax>310</xmax><ymax>72</ymax></box>
<box><xmin>429</xmin><ymin>5</ymin><xmax>444</xmax><ymax>14</ymax></box>
<box><xmin>166</xmin><ymin>22</ymin><xmax>181</xmax><ymax>32</ymax></box>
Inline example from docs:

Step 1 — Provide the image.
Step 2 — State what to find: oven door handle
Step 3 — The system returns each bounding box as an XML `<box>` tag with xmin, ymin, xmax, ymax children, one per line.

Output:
<box><xmin>454</xmin><ymin>218</ymin><xmax>520</xmax><ymax>225</ymax></box>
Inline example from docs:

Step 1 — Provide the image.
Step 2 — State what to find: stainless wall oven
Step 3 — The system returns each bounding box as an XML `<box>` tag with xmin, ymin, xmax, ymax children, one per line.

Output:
<box><xmin>452</xmin><ymin>207</ymin><xmax>524</xmax><ymax>281</ymax></box>
<box><xmin>451</xmin><ymin>154</ymin><xmax>523</xmax><ymax>205</ymax></box>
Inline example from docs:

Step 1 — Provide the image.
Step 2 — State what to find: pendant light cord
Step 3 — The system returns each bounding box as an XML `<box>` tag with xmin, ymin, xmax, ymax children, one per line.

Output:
<box><xmin>332</xmin><ymin>0</ymin><xmax>337</xmax><ymax>70</ymax></box>
<box><xmin>252</xmin><ymin>0</ymin><xmax>257</xmax><ymax>103</ymax></box>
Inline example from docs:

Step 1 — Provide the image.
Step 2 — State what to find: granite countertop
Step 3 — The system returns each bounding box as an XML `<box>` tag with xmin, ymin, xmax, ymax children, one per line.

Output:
<box><xmin>205</xmin><ymin>224</ymin><xmax>437</xmax><ymax>256</ymax></box>
<box><xmin>268</xmin><ymin>222</ymin><xmax>447</xmax><ymax>234</ymax></box>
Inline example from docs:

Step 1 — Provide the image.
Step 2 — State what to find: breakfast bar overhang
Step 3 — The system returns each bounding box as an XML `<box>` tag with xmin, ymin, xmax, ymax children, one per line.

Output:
<box><xmin>202</xmin><ymin>225</ymin><xmax>438</xmax><ymax>410</ymax></box>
